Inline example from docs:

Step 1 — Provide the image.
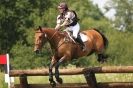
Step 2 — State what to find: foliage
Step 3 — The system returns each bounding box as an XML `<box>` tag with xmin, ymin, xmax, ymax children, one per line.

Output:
<box><xmin>105</xmin><ymin>0</ymin><xmax>133</xmax><ymax>32</ymax></box>
<box><xmin>0</xmin><ymin>0</ymin><xmax>52</xmax><ymax>53</ymax></box>
<box><xmin>0</xmin><ymin>0</ymin><xmax>133</xmax><ymax>70</ymax></box>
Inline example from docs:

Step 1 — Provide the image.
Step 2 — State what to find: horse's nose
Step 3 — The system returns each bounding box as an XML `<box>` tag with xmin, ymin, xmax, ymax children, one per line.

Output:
<box><xmin>34</xmin><ymin>50</ymin><xmax>40</xmax><ymax>54</ymax></box>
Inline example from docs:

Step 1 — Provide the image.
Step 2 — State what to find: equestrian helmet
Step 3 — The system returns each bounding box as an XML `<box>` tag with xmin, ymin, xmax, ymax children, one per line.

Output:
<box><xmin>58</xmin><ymin>2</ymin><xmax>68</xmax><ymax>9</ymax></box>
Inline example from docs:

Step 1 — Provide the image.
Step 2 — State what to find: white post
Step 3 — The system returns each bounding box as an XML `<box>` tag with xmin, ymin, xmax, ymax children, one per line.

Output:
<box><xmin>6</xmin><ymin>54</ymin><xmax>10</xmax><ymax>88</ymax></box>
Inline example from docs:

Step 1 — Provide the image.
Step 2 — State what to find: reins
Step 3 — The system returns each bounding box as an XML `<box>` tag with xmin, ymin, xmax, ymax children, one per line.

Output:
<box><xmin>43</xmin><ymin>30</ymin><xmax>65</xmax><ymax>51</ymax></box>
<box><xmin>49</xmin><ymin>30</ymin><xmax>58</xmax><ymax>40</ymax></box>
<box><xmin>46</xmin><ymin>30</ymin><xmax>67</xmax><ymax>52</ymax></box>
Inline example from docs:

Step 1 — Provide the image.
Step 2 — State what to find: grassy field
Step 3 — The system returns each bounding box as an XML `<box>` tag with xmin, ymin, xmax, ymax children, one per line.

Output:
<box><xmin>1</xmin><ymin>72</ymin><xmax>133</xmax><ymax>88</ymax></box>
<box><xmin>21</xmin><ymin>74</ymin><xmax>133</xmax><ymax>84</ymax></box>
<box><xmin>0</xmin><ymin>73</ymin><xmax>7</xmax><ymax>88</ymax></box>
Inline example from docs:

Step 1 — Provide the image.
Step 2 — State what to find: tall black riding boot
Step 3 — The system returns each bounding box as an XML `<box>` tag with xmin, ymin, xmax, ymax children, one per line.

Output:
<box><xmin>75</xmin><ymin>36</ymin><xmax>86</xmax><ymax>51</ymax></box>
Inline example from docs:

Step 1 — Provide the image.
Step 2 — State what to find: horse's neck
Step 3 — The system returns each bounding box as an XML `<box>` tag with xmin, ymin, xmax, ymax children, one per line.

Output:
<box><xmin>44</xmin><ymin>29</ymin><xmax>61</xmax><ymax>49</ymax></box>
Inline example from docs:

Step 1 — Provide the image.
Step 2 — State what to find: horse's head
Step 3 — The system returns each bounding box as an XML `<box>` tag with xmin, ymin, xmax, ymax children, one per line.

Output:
<box><xmin>34</xmin><ymin>26</ymin><xmax>47</xmax><ymax>54</ymax></box>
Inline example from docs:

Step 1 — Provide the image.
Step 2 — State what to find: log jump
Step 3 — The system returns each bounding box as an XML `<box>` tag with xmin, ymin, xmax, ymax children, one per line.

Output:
<box><xmin>9</xmin><ymin>66</ymin><xmax>133</xmax><ymax>88</ymax></box>
<box><xmin>10</xmin><ymin>66</ymin><xmax>133</xmax><ymax>76</ymax></box>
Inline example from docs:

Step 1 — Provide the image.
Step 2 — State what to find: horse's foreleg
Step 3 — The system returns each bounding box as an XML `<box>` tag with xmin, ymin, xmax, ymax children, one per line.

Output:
<box><xmin>49</xmin><ymin>56</ymin><xmax>57</xmax><ymax>87</ymax></box>
<box><xmin>55</xmin><ymin>56</ymin><xmax>66</xmax><ymax>84</ymax></box>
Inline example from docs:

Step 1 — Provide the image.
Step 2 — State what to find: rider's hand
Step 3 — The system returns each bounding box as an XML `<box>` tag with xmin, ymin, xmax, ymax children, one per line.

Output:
<box><xmin>55</xmin><ymin>25</ymin><xmax>62</xmax><ymax>31</ymax></box>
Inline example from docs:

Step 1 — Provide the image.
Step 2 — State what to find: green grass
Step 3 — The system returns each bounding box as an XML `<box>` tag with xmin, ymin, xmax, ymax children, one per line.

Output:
<box><xmin>14</xmin><ymin>75</ymin><xmax>86</xmax><ymax>84</ymax></box>
<box><xmin>96</xmin><ymin>73</ymin><xmax>133</xmax><ymax>82</ymax></box>
<box><xmin>14</xmin><ymin>73</ymin><xmax>133</xmax><ymax>84</ymax></box>
<box><xmin>0</xmin><ymin>73</ymin><xmax>7</xmax><ymax>88</ymax></box>
<box><xmin>1</xmin><ymin>72</ymin><xmax>133</xmax><ymax>88</ymax></box>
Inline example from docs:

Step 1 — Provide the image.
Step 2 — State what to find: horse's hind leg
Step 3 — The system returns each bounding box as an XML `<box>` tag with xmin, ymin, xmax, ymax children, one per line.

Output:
<box><xmin>96</xmin><ymin>44</ymin><xmax>108</xmax><ymax>63</ymax></box>
<box><xmin>97</xmin><ymin>53</ymin><xmax>107</xmax><ymax>63</ymax></box>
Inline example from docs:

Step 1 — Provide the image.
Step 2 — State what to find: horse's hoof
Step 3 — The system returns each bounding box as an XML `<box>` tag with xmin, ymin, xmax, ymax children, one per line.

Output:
<box><xmin>50</xmin><ymin>81</ymin><xmax>56</xmax><ymax>88</ymax></box>
<box><xmin>56</xmin><ymin>77</ymin><xmax>63</xmax><ymax>84</ymax></box>
<box><xmin>99</xmin><ymin>58</ymin><xmax>107</xmax><ymax>63</ymax></box>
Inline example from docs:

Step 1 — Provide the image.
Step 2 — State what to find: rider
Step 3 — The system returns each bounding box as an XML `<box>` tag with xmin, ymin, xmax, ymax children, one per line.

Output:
<box><xmin>55</xmin><ymin>2</ymin><xmax>85</xmax><ymax>51</ymax></box>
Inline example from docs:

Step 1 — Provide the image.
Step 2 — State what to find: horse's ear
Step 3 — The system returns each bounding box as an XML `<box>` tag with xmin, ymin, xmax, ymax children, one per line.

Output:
<box><xmin>39</xmin><ymin>26</ymin><xmax>42</xmax><ymax>32</ymax></box>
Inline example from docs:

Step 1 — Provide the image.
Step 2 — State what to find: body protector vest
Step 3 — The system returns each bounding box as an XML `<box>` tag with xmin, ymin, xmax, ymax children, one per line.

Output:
<box><xmin>57</xmin><ymin>10</ymin><xmax>79</xmax><ymax>27</ymax></box>
<box><xmin>68</xmin><ymin>10</ymin><xmax>79</xmax><ymax>26</ymax></box>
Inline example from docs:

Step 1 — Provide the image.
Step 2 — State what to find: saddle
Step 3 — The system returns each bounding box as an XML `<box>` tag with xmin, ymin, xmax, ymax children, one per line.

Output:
<box><xmin>59</xmin><ymin>31</ymin><xmax>88</xmax><ymax>51</ymax></box>
<box><xmin>60</xmin><ymin>31</ymin><xmax>88</xmax><ymax>43</ymax></box>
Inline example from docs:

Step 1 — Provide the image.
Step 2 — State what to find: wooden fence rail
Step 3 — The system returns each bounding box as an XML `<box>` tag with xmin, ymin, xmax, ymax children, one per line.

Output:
<box><xmin>10</xmin><ymin>66</ymin><xmax>133</xmax><ymax>76</ymax></box>
<box><xmin>9</xmin><ymin>66</ymin><xmax>133</xmax><ymax>88</ymax></box>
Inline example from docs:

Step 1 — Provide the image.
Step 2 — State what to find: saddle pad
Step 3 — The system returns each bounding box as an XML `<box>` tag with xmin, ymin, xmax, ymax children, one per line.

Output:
<box><xmin>79</xmin><ymin>33</ymin><xmax>88</xmax><ymax>42</ymax></box>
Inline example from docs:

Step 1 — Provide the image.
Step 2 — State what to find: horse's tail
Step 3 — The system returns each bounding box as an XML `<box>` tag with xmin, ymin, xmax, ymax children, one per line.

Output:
<box><xmin>93</xmin><ymin>28</ymin><xmax>108</xmax><ymax>49</ymax></box>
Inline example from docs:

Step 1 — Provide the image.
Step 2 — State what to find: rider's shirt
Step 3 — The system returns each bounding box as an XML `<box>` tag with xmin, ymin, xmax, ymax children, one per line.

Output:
<box><xmin>56</xmin><ymin>11</ymin><xmax>77</xmax><ymax>26</ymax></box>
<box><xmin>55</xmin><ymin>10</ymin><xmax>80</xmax><ymax>39</ymax></box>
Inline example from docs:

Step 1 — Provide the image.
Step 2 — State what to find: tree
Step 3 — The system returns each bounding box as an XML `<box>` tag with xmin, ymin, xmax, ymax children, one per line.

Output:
<box><xmin>105</xmin><ymin>0</ymin><xmax>133</xmax><ymax>32</ymax></box>
<box><xmin>0</xmin><ymin>0</ymin><xmax>53</xmax><ymax>69</ymax></box>
<box><xmin>0</xmin><ymin>0</ymin><xmax>52</xmax><ymax>53</ymax></box>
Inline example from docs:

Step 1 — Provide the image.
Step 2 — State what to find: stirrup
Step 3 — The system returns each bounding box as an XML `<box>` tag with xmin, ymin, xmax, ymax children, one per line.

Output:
<box><xmin>81</xmin><ymin>45</ymin><xmax>86</xmax><ymax>51</ymax></box>
<box><xmin>82</xmin><ymin>46</ymin><xmax>86</xmax><ymax>51</ymax></box>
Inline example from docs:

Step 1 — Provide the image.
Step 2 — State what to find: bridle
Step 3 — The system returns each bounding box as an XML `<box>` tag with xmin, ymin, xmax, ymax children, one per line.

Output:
<box><xmin>35</xmin><ymin>30</ymin><xmax>66</xmax><ymax>53</ymax></box>
<box><xmin>35</xmin><ymin>30</ymin><xmax>58</xmax><ymax>48</ymax></box>
<box><xmin>35</xmin><ymin>30</ymin><xmax>58</xmax><ymax>40</ymax></box>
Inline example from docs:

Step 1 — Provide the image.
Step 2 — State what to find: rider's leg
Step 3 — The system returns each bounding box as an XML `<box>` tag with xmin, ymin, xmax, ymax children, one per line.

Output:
<box><xmin>75</xmin><ymin>35</ymin><xmax>86</xmax><ymax>50</ymax></box>
<box><xmin>71</xmin><ymin>23</ymin><xmax>86</xmax><ymax>51</ymax></box>
<box><xmin>71</xmin><ymin>23</ymin><xmax>80</xmax><ymax>39</ymax></box>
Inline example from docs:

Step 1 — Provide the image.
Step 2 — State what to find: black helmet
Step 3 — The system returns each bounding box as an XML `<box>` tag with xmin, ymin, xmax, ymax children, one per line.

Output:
<box><xmin>58</xmin><ymin>2</ymin><xmax>68</xmax><ymax>10</ymax></box>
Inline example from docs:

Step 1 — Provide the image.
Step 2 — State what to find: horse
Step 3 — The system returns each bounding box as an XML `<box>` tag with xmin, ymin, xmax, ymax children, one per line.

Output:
<box><xmin>34</xmin><ymin>26</ymin><xmax>108</xmax><ymax>87</ymax></box>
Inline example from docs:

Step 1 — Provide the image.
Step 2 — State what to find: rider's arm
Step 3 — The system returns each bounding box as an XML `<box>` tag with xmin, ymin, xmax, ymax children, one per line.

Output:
<box><xmin>55</xmin><ymin>15</ymin><xmax>62</xmax><ymax>30</ymax></box>
<box><xmin>60</xmin><ymin>12</ymin><xmax>71</xmax><ymax>27</ymax></box>
<box><xmin>55</xmin><ymin>24</ymin><xmax>61</xmax><ymax>30</ymax></box>
<box><xmin>61</xmin><ymin>12</ymin><xmax>73</xmax><ymax>27</ymax></box>
<box><xmin>60</xmin><ymin>19</ymin><xmax>69</xmax><ymax>27</ymax></box>
<box><xmin>55</xmin><ymin>12</ymin><xmax>72</xmax><ymax>30</ymax></box>
<box><xmin>55</xmin><ymin>18</ymin><xmax>69</xmax><ymax>31</ymax></box>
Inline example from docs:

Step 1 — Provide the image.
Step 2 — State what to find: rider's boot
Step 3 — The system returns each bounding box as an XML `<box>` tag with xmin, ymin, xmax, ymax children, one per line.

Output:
<box><xmin>75</xmin><ymin>37</ymin><xmax>86</xmax><ymax>51</ymax></box>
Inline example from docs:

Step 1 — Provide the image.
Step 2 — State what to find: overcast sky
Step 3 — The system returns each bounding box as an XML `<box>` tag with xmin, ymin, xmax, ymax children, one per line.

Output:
<box><xmin>91</xmin><ymin>0</ymin><xmax>116</xmax><ymax>20</ymax></box>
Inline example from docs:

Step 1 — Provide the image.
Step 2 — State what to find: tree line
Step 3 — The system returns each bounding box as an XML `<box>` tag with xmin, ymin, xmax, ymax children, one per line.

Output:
<box><xmin>0</xmin><ymin>0</ymin><xmax>133</xmax><ymax>70</ymax></box>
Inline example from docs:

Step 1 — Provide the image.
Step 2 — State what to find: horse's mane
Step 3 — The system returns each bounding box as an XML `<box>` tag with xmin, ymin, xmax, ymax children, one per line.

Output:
<box><xmin>41</xmin><ymin>27</ymin><xmax>55</xmax><ymax>30</ymax></box>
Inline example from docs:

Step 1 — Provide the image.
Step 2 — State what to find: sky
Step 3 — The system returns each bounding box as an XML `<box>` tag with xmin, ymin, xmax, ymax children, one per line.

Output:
<box><xmin>91</xmin><ymin>0</ymin><xmax>116</xmax><ymax>20</ymax></box>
